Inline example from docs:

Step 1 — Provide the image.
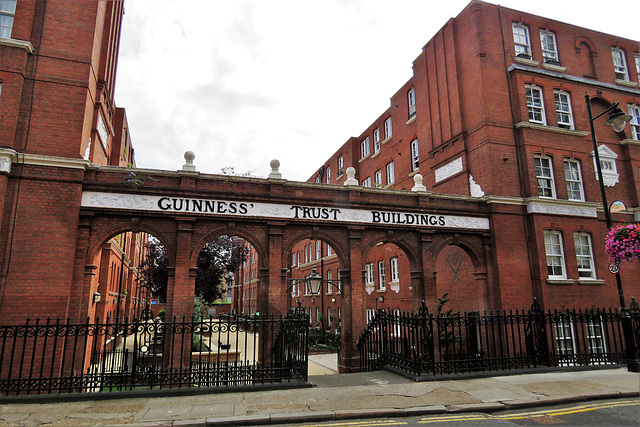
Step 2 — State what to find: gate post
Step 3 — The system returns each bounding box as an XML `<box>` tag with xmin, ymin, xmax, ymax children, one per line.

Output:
<box><xmin>266</xmin><ymin>223</ymin><xmax>286</xmax><ymax>315</ymax></box>
<box><xmin>340</xmin><ymin>226</ymin><xmax>364</xmax><ymax>373</ymax></box>
<box><xmin>166</xmin><ymin>218</ymin><xmax>196</xmax><ymax>374</ymax></box>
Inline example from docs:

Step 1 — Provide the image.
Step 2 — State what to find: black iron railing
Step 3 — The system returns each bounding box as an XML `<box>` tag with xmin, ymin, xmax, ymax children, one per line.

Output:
<box><xmin>0</xmin><ymin>310</ymin><xmax>309</xmax><ymax>395</ymax></box>
<box><xmin>358</xmin><ymin>299</ymin><xmax>639</xmax><ymax>377</ymax></box>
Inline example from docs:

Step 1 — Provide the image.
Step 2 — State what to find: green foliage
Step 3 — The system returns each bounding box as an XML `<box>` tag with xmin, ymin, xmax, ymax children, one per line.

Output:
<box><xmin>140</xmin><ymin>235</ymin><xmax>250</xmax><ymax>305</ymax></box>
<box><xmin>158</xmin><ymin>306</ymin><xmax>166</xmax><ymax>321</ymax></box>
<box><xmin>193</xmin><ymin>294</ymin><xmax>208</xmax><ymax>321</ymax></box>
<box><xmin>140</xmin><ymin>237</ymin><xmax>169</xmax><ymax>302</ymax></box>
<box><xmin>195</xmin><ymin>236</ymin><xmax>249</xmax><ymax>304</ymax></box>
<box><xmin>192</xmin><ymin>334</ymin><xmax>210</xmax><ymax>352</ymax></box>
<box><xmin>436</xmin><ymin>293</ymin><xmax>464</xmax><ymax>350</ymax></box>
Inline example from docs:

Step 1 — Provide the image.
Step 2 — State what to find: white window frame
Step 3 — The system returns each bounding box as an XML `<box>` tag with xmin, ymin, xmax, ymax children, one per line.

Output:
<box><xmin>540</xmin><ymin>30</ymin><xmax>559</xmax><ymax>63</ymax></box>
<box><xmin>635</xmin><ymin>54</ymin><xmax>640</xmax><ymax>82</ymax></box>
<box><xmin>628</xmin><ymin>105</ymin><xmax>640</xmax><ymax>140</ymax></box>
<box><xmin>390</xmin><ymin>257</ymin><xmax>399</xmax><ymax>283</ymax></box>
<box><xmin>574</xmin><ymin>232</ymin><xmax>596</xmax><ymax>279</ymax></box>
<box><xmin>554</xmin><ymin>90</ymin><xmax>573</xmax><ymax>129</ymax></box>
<box><xmin>512</xmin><ymin>23</ymin><xmax>531</xmax><ymax>57</ymax></box>
<box><xmin>611</xmin><ymin>48</ymin><xmax>629</xmax><ymax>81</ymax></box>
<box><xmin>384</xmin><ymin>117</ymin><xmax>392</xmax><ymax>139</ymax></box>
<box><xmin>408</xmin><ymin>88</ymin><xmax>416</xmax><ymax>118</ymax></box>
<box><xmin>326</xmin><ymin>270</ymin><xmax>332</xmax><ymax>294</ymax></box>
<box><xmin>304</xmin><ymin>245</ymin><xmax>309</xmax><ymax>263</ymax></box>
<box><xmin>292</xmin><ymin>252</ymin><xmax>296</xmax><ymax>268</ymax></box>
<box><xmin>373</xmin><ymin>128</ymin><xmax>381</xmax><ymax>153</ymax></box>
<box><xmin>327</xmin><ymin>244</ymin><xmax>332</xmax><ymax>256</ymax></box>
<box><xmin>410</xmin><ymin>140</ymin><xmax>419</xmax><ymax>171</ymax></box>
<box><xmin>374</xmin><ymin>170</ymin><xmax>382</xmax><ymax>187</ymax></box>
<box><xmin>362</xmin><ymin>177</ymin><xmax>371</xmax><ymax>188</ymax></box>
<box><xmin>0</xmin><ymin>0</ymin><xmax>16</xmax><ymax>39</ymax></box>
<box><xmin>361</xmin><ymin>137</ymin><xmax>370</xmax><ymax>159</ymax></box>
<box><xmin>544</xmin><ymin>230</ymin><xmax>566</xmax><ymax>279</ymax></box>
<box><xmin>563</xmin><ymin>159</ymin><xmax>584</xmax><ymax>201</ymax></box>
<box><xmin>326</xmin><ymin>166</ymin><xmax>331</xmax><ymax>184</ymax></box>
<box><xmin>554</xmin><ymin>317</ymin><xmax>576</xmax><ymax>366</ymax></box>
<box><xmin>365</xmin><ymin>263</ymin><xmax>374</xmax><ymax>285</ymax></box>
<box><xmin>526</xmin><ymin>85</ymin><xmax>546</xmax><ymax>124</ymax></box>
<box><xmin>535</xmin><ymin>155</ymin><xmax>556</xmax><ymax>198</ymax></box>
<box><xmin>315</xmin><ymin>240</ymin><xmax>321</xmax><ymax>259</ymax></box>
<box><xmin>337</xmin><ymin>155</ymin><xmax>344</xmax><ymax>176</ymax></box>
<box><xmin>586</xmin><ymin>316</ymin><xmax>607</xmax><ymax>364</ymax></box>
<box><xmin>386</xmin><ymin>161</ymin><xmax>395</xmax><ymax>185</ymax></box>
<box><xmin>378</xmin><ymin>260</ymin><xmax>386</xmax><ymax>290</ymax></box>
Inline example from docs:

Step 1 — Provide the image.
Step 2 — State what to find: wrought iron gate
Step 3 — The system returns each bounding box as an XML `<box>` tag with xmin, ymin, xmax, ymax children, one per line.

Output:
<box><xmin>0</xmin><ymin>308</ymin><xmax>309</xmax><ymax>395</ymax></box>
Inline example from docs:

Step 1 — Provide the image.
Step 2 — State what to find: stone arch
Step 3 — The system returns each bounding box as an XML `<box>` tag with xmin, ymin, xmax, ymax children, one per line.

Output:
<box><xmin>282</xmin><ymin>230</ymin><xmax>348</xmax><ymax>273</ymax></box>
<box><xmin>432</xmin><ymin>235</ymin><xmax>488</xmax><ymax>312</ymax></box>
<box><xmin>86</xmin><ymin>221</ymin><xmax>175</xmax><ymax>265</ymax></box>
<box><xmin>361</xmin><ymin>232</ymin><xmax>421</xmax><ymax>273</ymax></box>
<box><xmin>191</xmin><ymin>225</ymin><xmax>267</xmax><ymax>270</ymax></box>
<box><xmin>433</xmin><ymin>235</ymin><xmax>485</xmax><ymax>273</ymax></box>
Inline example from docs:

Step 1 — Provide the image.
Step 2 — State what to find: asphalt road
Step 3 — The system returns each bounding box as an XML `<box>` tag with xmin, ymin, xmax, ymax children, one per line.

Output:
<box><xmin>275</xmin><ymin>398</ymin><xmax>639</xmax><ymax>426</ymax></box>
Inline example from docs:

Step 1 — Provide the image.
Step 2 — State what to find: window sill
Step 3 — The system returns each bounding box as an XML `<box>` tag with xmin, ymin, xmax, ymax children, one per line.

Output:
<box><xmin>546</xmin><ymin>279</ymin><xmax>575</xmax><ymax>285</ymax></box>
<box><xmin>358</xmin><ymin>155</ymin><xmax>370</xmax><ymax>163</ymax></box>
<box><xmin>542</xmin><ymin>63</ymin><xmax>566</xmax><ymax>73</ymax></box>
<box><xmin>408</xmin><ymin>169</ymin><xmax>420</xmax><ymax>177</ymax></box>
<box><xmin>371</xmin><ymin>151</ymin><xmax>380</xmax><ymax>159</ymax></box>
<box><xmin>620</xmin><ymin>139</ymin><xmax>640</xmax><ymax>146</ymax></box>
<box><xmin>0</xmin><ymin>37</ymin><xmax>34</xmax><ymax>54</ymax></box>
<box><xmin>577</xmin><ymin>279</ymin><xmax>605</xmax><ymax>285</ymax></box>
<box><xmin>515</xmin><ymin>121</ymin><xmax>589</xmax><ymax>137</ymax></box>
<box><xmin>514</xmin><ymin>56</ymin><xmax>540</xmax><ymax>67</ymax></box>
<box><xmin>376</xmin><ymin>289</ymin><xmax>387</xmax><ymax>293</ymax></box>
<box><xmin>381</xmin><ymin>136</ymin><xmax>392</xmax><ymax>145</ymax></box>
<box><xmin>614</xmin><ymin>79</ymin><xmax>637</xmax><ymax>88</ymax></box>
<box><xmin>406</xmin><ymin>116</ymin><xmax>416</xmax><ymax>125</ymax></box>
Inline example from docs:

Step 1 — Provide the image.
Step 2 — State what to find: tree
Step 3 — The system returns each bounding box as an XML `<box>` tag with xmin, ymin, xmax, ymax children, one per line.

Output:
<box><xmin>140</xmin><ymin>235</ymin><xmax>250</xmax><ymax>305</ymax></box>
<box><xmin>196</xmin><ymin>236</ymin><xmax>249</xmax><ymax>303</ymax></box>
<box><xmin>139</xmin><ymin>237</ymin><xmax>168</xmax><ymax>302</ymax></box>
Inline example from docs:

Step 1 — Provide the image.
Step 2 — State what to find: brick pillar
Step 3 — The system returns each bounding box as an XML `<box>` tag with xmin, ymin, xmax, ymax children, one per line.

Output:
<box><xmin>169</xmin><ymin>218</ymin><xmax>195</xmax><ymax>319</ymax></box>
<box><xmin>68</xmin><ymin>214</ymin><xmax>94</xmax><ymax>323</ymax></box>
<box><xmin>266</xmin><ymin>223</ymin><xmax>285</xmax><ymax>315</ymax></box>
<box><xmin>410</xmin><ymin>270</ymin><xmax>424</xmax><ymax>311</ymax></box>
<box><xmin>339</xmin><ymin>226</ymin><xmax>364</xmax><ymax>373</ymax></box>
<box><xmin>421</xmin><ymin>231</ymin><xmax>437</xmax><ymax>308</ymax></box>
<box><xmin>166</xmin><ymin>218</ymin><xmax>195</xmax><ymax>373</ymax></box>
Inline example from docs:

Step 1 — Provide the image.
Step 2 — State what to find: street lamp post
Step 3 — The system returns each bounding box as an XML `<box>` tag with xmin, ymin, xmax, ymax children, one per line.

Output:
<box><xmin>584</xmin><ymin>94</ymin><xmax>639</xmax><ymax>372</ymax></box>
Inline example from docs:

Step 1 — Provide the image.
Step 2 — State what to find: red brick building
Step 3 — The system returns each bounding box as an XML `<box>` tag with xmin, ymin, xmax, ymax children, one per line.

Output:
<box><xmin>302</xmin><ymin>0</ymin><xmax>640</xmax><ymax>313</ymax></box>
<box><xmin>0</xmin><ymin>0</ymin><xmax>147</xmax><ymax>322</ymax></box>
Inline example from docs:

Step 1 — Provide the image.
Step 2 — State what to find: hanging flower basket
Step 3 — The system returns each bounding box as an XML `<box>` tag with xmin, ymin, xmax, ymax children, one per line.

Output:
<box><xmin>605</xmin><ymin>223</ymin><xmax>640</xmax><ymax>266</ymax></box>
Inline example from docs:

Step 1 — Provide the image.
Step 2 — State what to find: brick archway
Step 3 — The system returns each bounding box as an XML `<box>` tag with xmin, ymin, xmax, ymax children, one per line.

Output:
<box><xmin>70</xmin><ymin>167</ymin><xmax>494</xmax><ymax>371</ymax></box>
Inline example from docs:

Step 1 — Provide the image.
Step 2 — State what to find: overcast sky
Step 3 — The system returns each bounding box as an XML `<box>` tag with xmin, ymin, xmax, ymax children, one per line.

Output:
<box><xmin>114</xmin><ymin>0</ymin><xmax>638</xmax><ymax>182</ymax></box>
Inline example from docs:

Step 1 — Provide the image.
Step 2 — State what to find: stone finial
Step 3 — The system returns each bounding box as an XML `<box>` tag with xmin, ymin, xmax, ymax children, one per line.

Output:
<box><xmin>182</xmin><ymin>151</ymin><xmax>196</xmax><ymax>171</ymax></box>
<box><xmin>268</xmin><ymin>159</ymin><xmax>282</xmax><ymax>179</ymax></box>
<box><xmin>411</xmin><ymin>174</ymin><xmax>427</xmax><ymax>192</ymax></box>
<box><xmin>344</xmin><ymin>167</ymin><xmax>358</xmax><ymax>186</ymax></box>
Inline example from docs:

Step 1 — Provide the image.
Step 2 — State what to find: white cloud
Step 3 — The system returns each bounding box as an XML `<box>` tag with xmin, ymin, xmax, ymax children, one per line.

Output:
<box><xmin>115</xmin><ymin>0</ymin><xmax>638</xmax><ymax>181</ymax></box>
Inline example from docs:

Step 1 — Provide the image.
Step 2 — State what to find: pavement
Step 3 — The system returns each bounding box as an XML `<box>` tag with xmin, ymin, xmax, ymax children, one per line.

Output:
<box><xmin>0</xmin><ymin>353</ymin><xmax>638</xmax><ymax>426</ymax></box>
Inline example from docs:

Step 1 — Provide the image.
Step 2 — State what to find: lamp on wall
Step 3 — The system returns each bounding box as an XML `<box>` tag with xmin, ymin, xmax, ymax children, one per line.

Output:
<box><xmin>584</xmin><ymin>94</ymin><xmax>638</xmax><ymax>372</ymax></box>
<box><xmin>93</xmin><ymin>292</ymin><xmax>101</xmax><ymax>304</ymax></box>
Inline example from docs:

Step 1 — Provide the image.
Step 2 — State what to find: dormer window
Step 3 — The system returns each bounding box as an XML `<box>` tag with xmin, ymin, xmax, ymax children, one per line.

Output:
<box><xmin>611</xmin><ymin>48</ymin><xmax>629</xmax><ymax>81</ymax></box>
<box><xmin>512</xmin><ymin>24</ymin><xmax>531</xmax><ymax>58</ymax></box>
<box><xmin>540</xmin><ymin>30</ymin><xmax>559</xmax><ymax>64</ymax></box>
